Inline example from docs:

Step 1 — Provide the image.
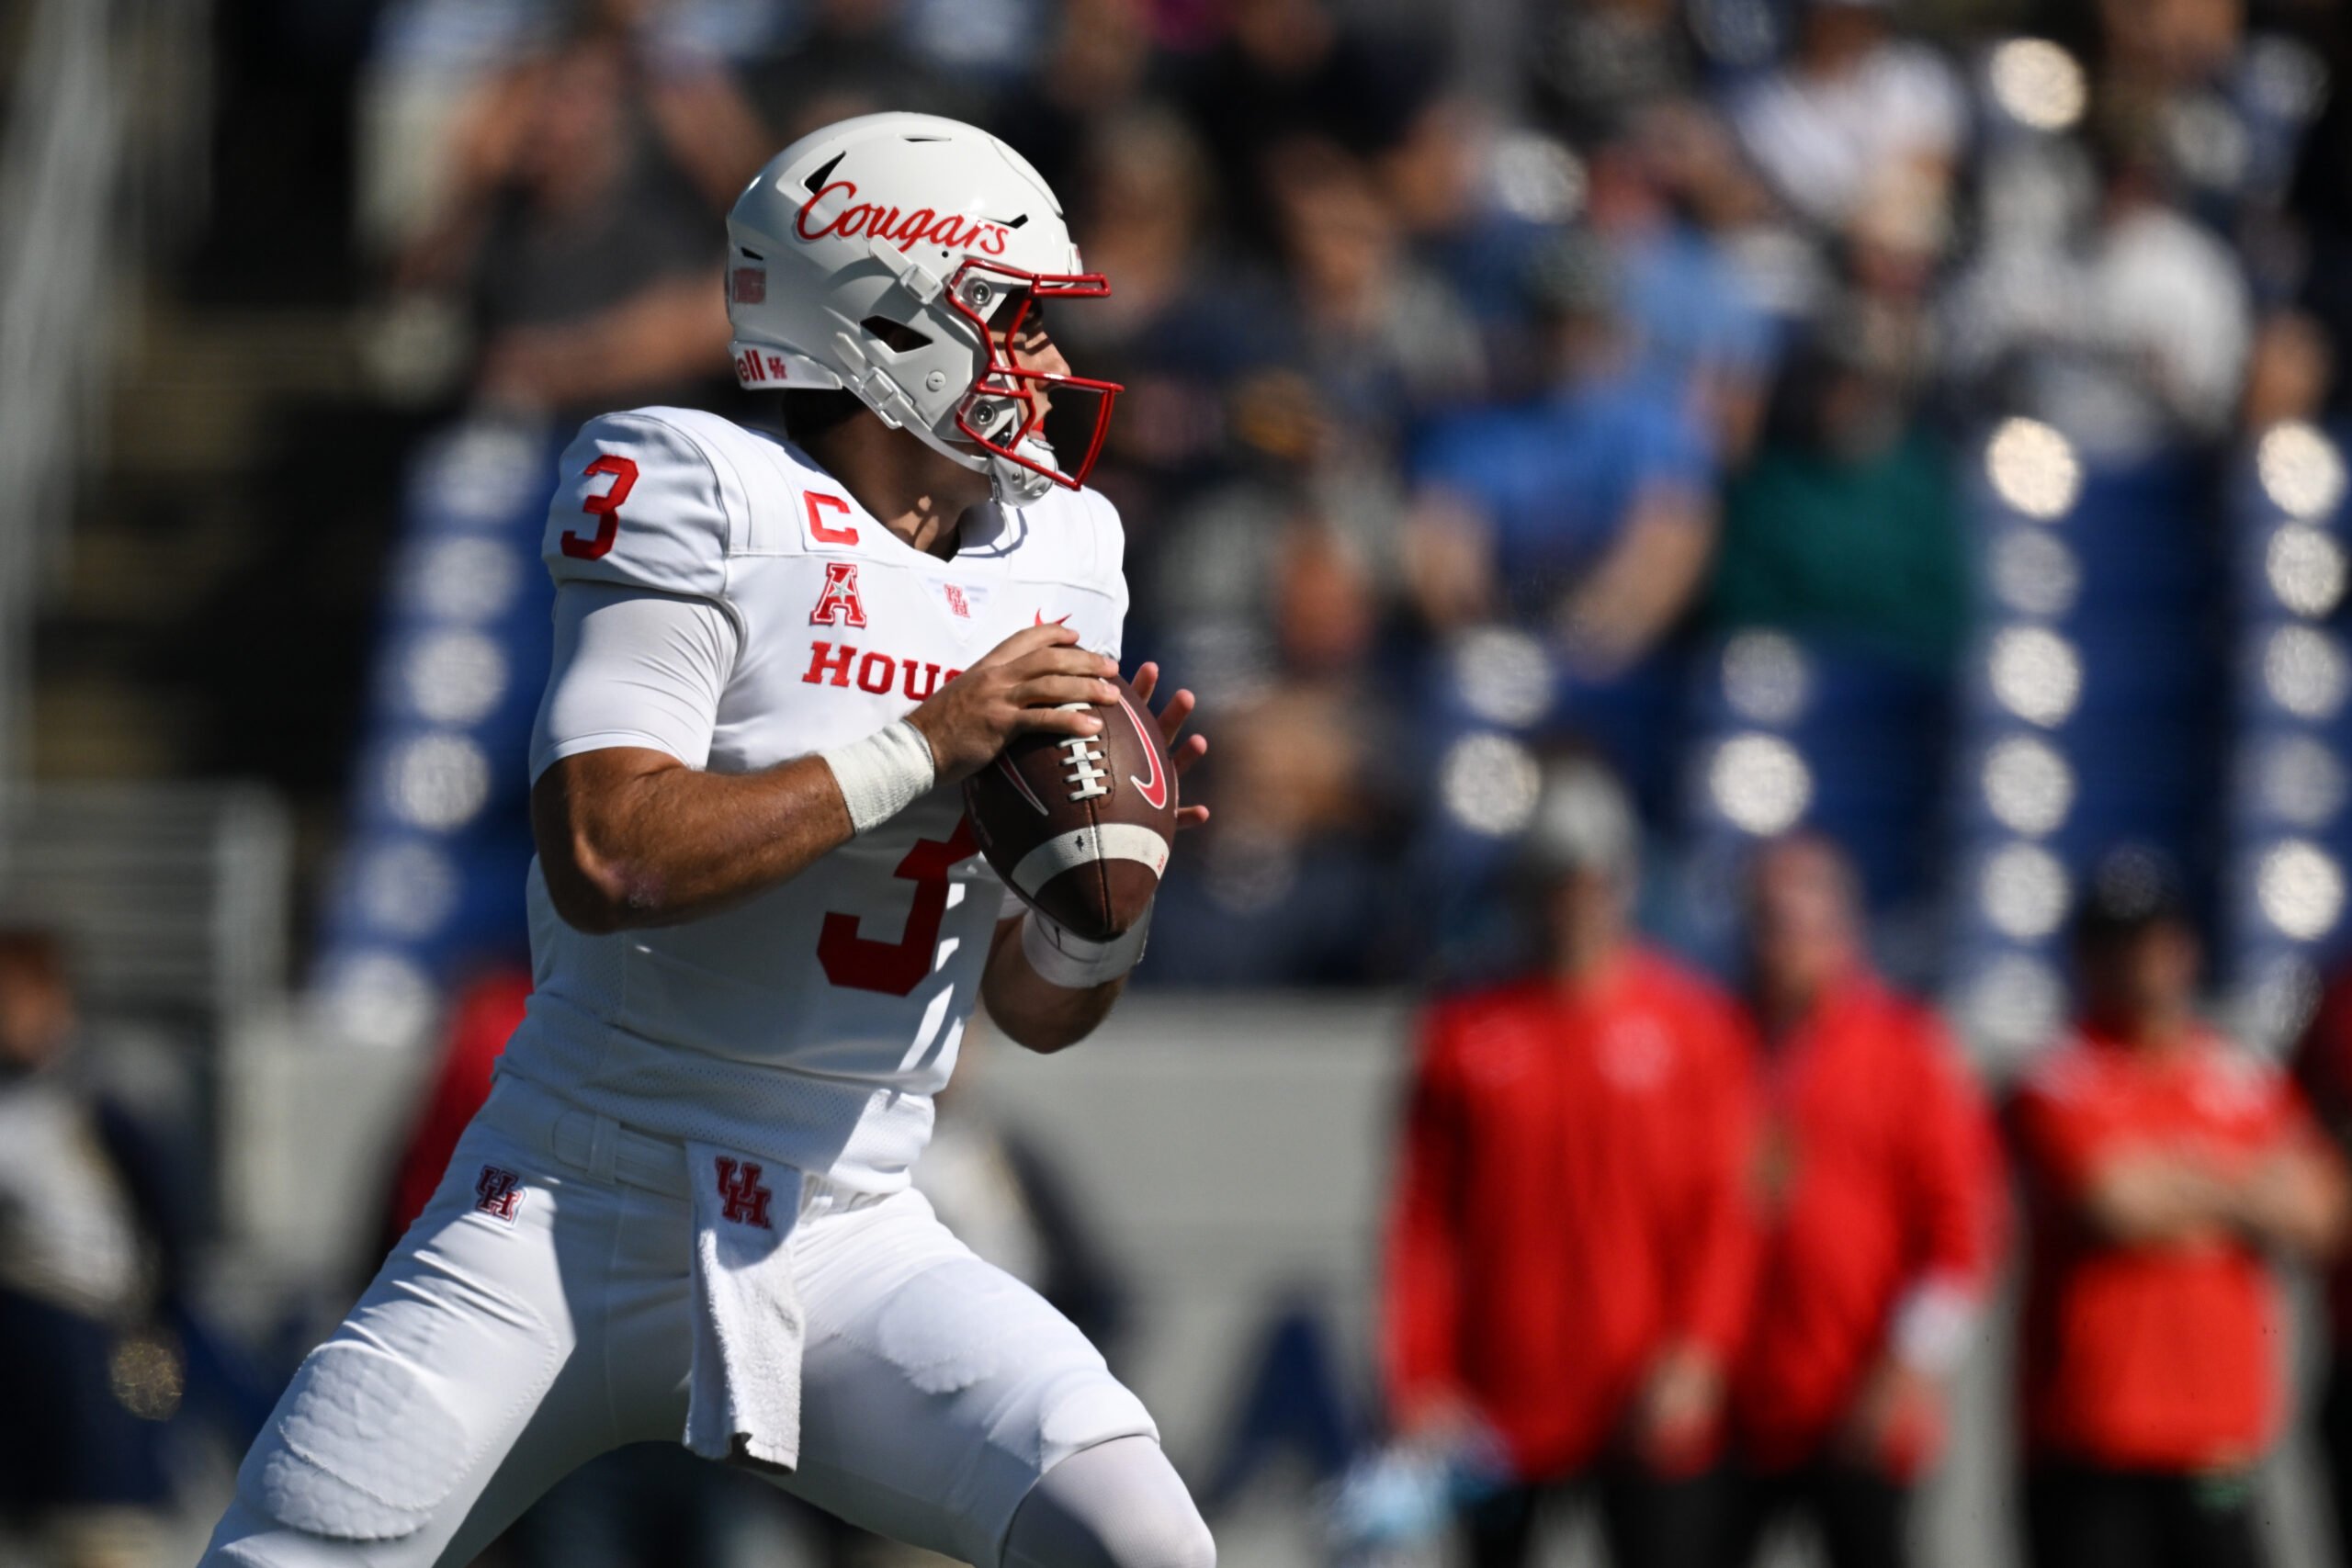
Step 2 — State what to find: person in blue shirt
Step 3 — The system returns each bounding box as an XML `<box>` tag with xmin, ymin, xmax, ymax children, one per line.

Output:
<box><xmin>1405</xmin><ymin>231</ymin><xmax>1720</xmax><ymax>678</ymax></box>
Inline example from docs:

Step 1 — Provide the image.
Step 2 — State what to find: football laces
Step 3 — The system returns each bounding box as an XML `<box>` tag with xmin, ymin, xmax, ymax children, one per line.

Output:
<box><xmin>1058</xmin><ymin>734</ymin><xmax>1110</xmax><ymax>801</ymax></box>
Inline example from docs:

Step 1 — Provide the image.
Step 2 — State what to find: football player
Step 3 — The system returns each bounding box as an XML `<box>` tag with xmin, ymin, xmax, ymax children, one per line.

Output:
<box><xmin>202</xmin><ymin>113</ymin><xmax>1213</xmax><ymax>1568</ymax></box>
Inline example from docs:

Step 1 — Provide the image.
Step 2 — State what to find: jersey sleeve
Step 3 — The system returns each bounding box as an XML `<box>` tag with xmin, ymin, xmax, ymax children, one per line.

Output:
<box><xmin>528</xmin><ymin>584</ymin><xmax>740</xmax><ymax>780</ymax></box>
<box><xmin>544</xmin><ymin>411</ymin><xmax>742</xmax><ymax>598</ymax></box>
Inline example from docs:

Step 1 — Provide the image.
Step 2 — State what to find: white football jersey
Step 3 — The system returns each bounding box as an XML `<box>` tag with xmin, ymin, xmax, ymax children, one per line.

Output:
<box><xmin>499</xmin><ymin>406</ymin><xmax>1127</xmax><ymax>1191</ymax></box>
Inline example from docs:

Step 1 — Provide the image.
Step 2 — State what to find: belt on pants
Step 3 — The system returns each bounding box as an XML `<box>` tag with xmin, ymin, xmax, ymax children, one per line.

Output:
<box><xmin>482</xmin><ymin>1072</ymin><xmax>886</xmax><ymax>1218</ymax></box>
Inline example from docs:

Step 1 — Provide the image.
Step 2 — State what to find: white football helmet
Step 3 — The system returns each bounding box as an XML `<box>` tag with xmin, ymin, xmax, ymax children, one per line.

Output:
<box><xmin>725</xmin><ymin>112</ymin><xmax>1120</xmax><ymax>504</ymax></box>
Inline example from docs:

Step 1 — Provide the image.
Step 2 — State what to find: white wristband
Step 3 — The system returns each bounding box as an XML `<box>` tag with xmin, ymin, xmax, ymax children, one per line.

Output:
<box><xmin>820</xmin><ymin>719</ymin><xmax>935</xmax><ymax>835</ymax></box>
<box><xmin>1021</xmin><ymin>903</ymin><xmax>1153</xmax><ymax>989</ymax></box>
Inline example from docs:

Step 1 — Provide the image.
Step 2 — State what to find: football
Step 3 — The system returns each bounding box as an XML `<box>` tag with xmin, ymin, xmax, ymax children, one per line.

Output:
<box><xmin>965</xmin><ymin>672</ymin><xmax>1178</xmax><ymax>942</ymax></box>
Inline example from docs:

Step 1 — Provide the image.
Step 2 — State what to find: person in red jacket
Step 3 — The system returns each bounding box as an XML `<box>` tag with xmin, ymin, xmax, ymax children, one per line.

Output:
<box><xmin>1723</xmin><ymin>835</ymin><xmax>2006</xmax><ymax>1568</ymax></box>
<box><xmin>2014</xmin><ymin>847</ymin><xmax>2347</xmax><ymax>1568</ymax></box>
<box><xmin>1383</xmin><ymin>759</ymin><xmax>1761</xmax><ymax>1568</ymax></box>
<box><xmin>2291</xmin><ymin>962</ymin><xmax>2352</xmax><ymax>1568</ymax></box>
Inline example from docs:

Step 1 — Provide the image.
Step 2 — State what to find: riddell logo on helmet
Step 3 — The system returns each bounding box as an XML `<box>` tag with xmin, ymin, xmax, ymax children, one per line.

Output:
<box><xmin>795</xmin><ymin>180</ymin><xmax>1012</xmax><ymax>257</ymax></box>
<box><xmin>735</xmin><ymin>348</ymin><xmax>791</xmax><ymax>385</ymax></box>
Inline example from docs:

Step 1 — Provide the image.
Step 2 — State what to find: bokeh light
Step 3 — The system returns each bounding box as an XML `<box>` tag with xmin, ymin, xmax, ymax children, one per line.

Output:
<box><xmin>1988</xmin><ymin>626</ymin><xmax>2082</xmax><ymax>727</ymax></box>
<box><xmin>2258</xmin><ymin>839</ymin><xmax>2346</xmax><ymax>940</ymax></box>
<box><xmin>1987</xmin><ymin>528</ymin><xmax>2080</xmax><ymax>618</ymax></box>
<box><xmin>423</xmin><ymin>422</ymin><xmax>549</xmax><ymax>525</ymax></box>
<box><xmin>1708</xmin><ymin>733</ymin><xmax>1813</xmax><ymax>835</ymax></box>
<box><xmin>1438</xmin><ymin>732</ymin><xmax>1542</xmax><ymax>837</ymax></box>
<box><xmin>318</xmin><ymin>951</ymin><xmax>439</xmax><ymax>1051</ymax></box>
<box><xmin>1985</xmin><ymin>417</ymin><xmax>2081</xmax><ymax>520</ymax></box>
<box><xmin>410</xmin><ymin>537</ymin><xmax>525</xmax><ymax>623</ymax></box>
<box><xmin>354</xmin><ymin>840</ymin><xmax>461</xmax><ymax>938</ymax></box>
<box><xmin>2267</xmin><ymin>523</ymin><xmax>2347</xmax><ymax>617</ymax></box>
<box><xmin>1988</xmin><ymin>39</ymin><xmax>2087</xmax><ymax>132</ymax></box>
<box><xmin>2243</xmin><ymin>953</ymin><xmax>2324</xmax><ymax>1050</ymax></box>
<box><xmin>1452</xmin><ymin>626</ymin><xmax>1554</xmax><ymax>728</ymax></box>
<box><xmin>1982</xmin><ymin>735</ymin><xmax>2075</xmax><ymax>836</ymax></box>
<box><xmin>1961</xmin><ymin>953</ymin><xmax>2068</xmax><ymax>1055</ymax></box>
<box><xmin>385</xmin><ymin>732</ymin><xmax>492</xmax><ymax>830</ymax></box>
<box><xmin>2263</xmin><ymin>625</ymin><xmax>2348</xmax><ymax>718</ymax></box>
<box><xmin>2256</xmin><ymin>421</ymin><xmax>2347</xmax><ymax>521</ymax></box>
<box><xmin>2256</xmin><ymin>733</ymin><xmax>2347</xmax><ymax>827</ymax></box>
<box><xmin>404</xmin><ymin>630</ymin><xmax>509</xmax><ymax>726</ymax></box>
<box><xmin>1720</xmin><ymin>631</ymin><xmax>1811</xmax><ymax>726</ymax></box>
<box><xmin>1980</xmin><ymin>841</ymin><xmax>2070</xmax><ymax>939</ymax></box>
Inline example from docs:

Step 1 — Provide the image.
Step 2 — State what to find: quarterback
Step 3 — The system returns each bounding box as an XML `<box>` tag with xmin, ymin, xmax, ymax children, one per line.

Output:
<box><xmin>202</xmin><ymin>114</ymin><xmax>1213</xmax><ymax>1568</ymax></box>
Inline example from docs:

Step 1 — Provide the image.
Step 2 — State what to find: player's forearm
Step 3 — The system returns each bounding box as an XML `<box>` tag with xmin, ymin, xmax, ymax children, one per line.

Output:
<box><xmin>979</xmin><ymin>916</ymin><xmax>1126</xmax><ymax>1053</ymax></box>
<box><xmin>533</xmin><ymin>750</ymin><xmax>854</xmax><ymax>932</ymax></box>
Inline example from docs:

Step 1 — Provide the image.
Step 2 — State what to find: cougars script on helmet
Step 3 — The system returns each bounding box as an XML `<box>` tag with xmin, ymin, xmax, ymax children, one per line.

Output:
<box><xmin>722</xmin><ymin>112</ymin><xmax>1121</xmax><ymax>506</ymax></box>
<box><xmin>965</xmin><ymin>671</ymin><xmax>1176</xmax><ymax>942</ymax></box>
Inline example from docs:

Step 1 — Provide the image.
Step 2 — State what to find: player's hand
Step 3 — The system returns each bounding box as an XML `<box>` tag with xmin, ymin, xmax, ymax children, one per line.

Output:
<box><xmin>1130</xmin><ymin>660</ymin><xmax>1210</xmax><ymax>830</ymax></box>
<box><xmin>909</xmin><ymin>624</ymin><xmax>1117</xmax><ymax>784</ymax></box>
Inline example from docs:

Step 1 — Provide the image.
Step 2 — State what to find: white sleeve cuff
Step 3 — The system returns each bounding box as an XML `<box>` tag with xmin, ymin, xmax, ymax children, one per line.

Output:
<box><xmin>1020</xmin><ymin>904</ymin><xmax>1152</xmax><ymax>989</ymax></box>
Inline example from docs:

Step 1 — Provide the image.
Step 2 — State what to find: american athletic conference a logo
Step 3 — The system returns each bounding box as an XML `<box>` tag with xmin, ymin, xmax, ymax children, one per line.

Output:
<box><xmin>474</xmin><ymin>1164</ymin><xmax>525</xmax><ymax>1225</ymax></box>
<box><xmin>713</xmin><ymin>1156</ymin><xmax>775</xmax><ymax>1229</ymax></box>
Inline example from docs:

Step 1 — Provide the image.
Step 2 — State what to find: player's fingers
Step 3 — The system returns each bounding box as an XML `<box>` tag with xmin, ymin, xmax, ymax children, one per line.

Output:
<box><xmin>1130</xmin><ymin>661</ymin><xmax>1160</xmax><ymax>705</ymax></box>
<box><xmin>1005</xmin><ymin>648</ymin><xmax>1117</xmax><ymax>682</ymax></box>
<box><xmin>1176</xmin><ymin>805</ymin><xmax>1211</xmax><ymax>830</ymax></box>
<box><xmin>1170</xmin><ymin>732</ymin><xmax>1208</xmax><ymax>773</ymax></box>
<box><xmin>1153</xmin><ymin>686</ymin><xmax>1197</xmax><ymax>744</ymax></box>
<box><xmin>1004</xmin><ymin>703</ymin><xmax>1103</xmax><ymax>738</ymax></box>
<box><xmin>973</xmin><ymin>622</ymin><xmax>1079</xmax><ymax>669</ymax></box>
<box><xmin>1009</xmin><ymin>675</ymin><xmax>1117</xmax><ymax>711</ymax></box>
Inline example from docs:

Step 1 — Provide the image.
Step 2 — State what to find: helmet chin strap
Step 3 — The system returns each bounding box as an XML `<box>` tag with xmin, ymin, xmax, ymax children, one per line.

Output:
<box><xmin>989</xmin><ymin>447</ymin><xmax>1057</xmax><ymax>505</ymax></box>
<box><xmin>896</xmin><ymin>409</ymin><xmax>1057</xmax><ymax>506</ymax></box>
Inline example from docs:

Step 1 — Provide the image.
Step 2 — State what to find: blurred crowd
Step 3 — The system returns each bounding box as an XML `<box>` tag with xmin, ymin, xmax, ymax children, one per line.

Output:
<box><xmin>310</xmin><ymin>0</ymin><xmax>2352</xmax><ymax>1032</ymax></box>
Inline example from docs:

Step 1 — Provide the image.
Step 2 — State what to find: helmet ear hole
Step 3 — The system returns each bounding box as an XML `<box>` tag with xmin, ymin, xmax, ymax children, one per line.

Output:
<box><xmin>860</xmin><ymin>316</ymin><xmax>931</xmax><ymax>354</ymax></box>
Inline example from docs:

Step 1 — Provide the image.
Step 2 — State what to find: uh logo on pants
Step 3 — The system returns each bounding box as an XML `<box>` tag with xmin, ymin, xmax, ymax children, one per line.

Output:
<box><xmin>715</xmin><ymin>1156</ymin><xmax>775</xmax><ymax>1229</ymax></box>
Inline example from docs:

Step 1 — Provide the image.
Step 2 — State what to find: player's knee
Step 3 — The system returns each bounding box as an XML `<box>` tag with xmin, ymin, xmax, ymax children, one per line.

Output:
<box><xmin>1007</xmin><ymin>1437</ymin><xmax>1215</xmax><ymax>1568</ymax></box>
<box><xmin>1120</xmin><ymin>1493</ymin><xmax>1215</xmax><ymax>1568</ymax></box>
<box><xmin>199</xmin><ymin>1499</ymin><xmax>365</xmax><ymax>1568</ymax></box>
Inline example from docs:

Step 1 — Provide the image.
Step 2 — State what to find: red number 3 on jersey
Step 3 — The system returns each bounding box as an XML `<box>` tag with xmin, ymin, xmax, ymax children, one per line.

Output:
<box><xmin>561</xmin><ymin>455</ymin><xmax>639</xmax><ymax>560</ymax></box>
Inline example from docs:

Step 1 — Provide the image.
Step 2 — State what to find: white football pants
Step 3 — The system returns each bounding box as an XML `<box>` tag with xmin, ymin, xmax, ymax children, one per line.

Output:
<box><xmin>199</xmin><ymin>1075</ymin><xmax>1182</xmax><ymax>1568</ymax></box>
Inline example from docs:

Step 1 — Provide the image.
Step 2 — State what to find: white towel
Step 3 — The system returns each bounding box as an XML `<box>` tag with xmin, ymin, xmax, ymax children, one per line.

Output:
<box><xmin>683</xmin><ymin>1144</ymin><xmax>807</xmax><ymax>1469</ymax></box>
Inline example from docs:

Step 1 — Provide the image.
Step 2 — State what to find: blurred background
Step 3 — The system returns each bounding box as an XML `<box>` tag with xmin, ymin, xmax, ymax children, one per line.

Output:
<box><xmin>16</xmin><ymin>0</ymin><xmax>2352</xmax><ymax>1562</ymax></box>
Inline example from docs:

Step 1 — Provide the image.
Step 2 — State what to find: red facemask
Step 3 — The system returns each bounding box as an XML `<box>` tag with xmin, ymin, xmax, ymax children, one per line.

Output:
<box><xmin>944</xmin><ymin>258</ymin><xmax>1123</xmax><ymax>492</ymax></box>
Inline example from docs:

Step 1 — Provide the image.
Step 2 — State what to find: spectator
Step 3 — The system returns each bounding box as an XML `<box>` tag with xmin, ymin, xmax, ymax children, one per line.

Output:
<box><xmin>1261</xmin><ymin>138</ymin><xmax>1486</xmax><ymax>456</ymax></box>
<box><xmin>1406</xmin><ymin>231</ymin><xmax>1719</xmax><ymax>679</ymax></box>
<box><xmin>0</xmin><ymin>931</ymin><xmax>189</xmax><ymax>1568</ymax></box>
<box><xmin>1944</xmin><ymin>103</ymin><xmax>2254</xmax><ymax>460</ymax></box>
<box><xmin>1724</xmin><ymin>836</ymin><xmax>2006</xmax><ymax>1568</ymax></box>
<box><xmin>390</xmin><ymin>0</ymin><xmax>770</xmax><ymax>418</ymax></box>
<box><xmin>2012</xmin><ymin>848</ymin><xmax>2347</xmax><ymax>1568</ymax></box>
<box><xmin>1527</xmin><ymin>0</ymin><xmax>1696</xmax><ymax>142</ymax></box>
<box><xmin>1145</xmin><ymin>521</ymin><xmax>1401</xmax><ymax>985</ymax></box>
<box><xmin>2289</xmin><ymin>963</ymin><xmax>2352</xmax><ymax>1568</ymax></box>
<box><xmin>1708</xmin><ymin>330</ymin><xmax>1970</xmax><ymax>671</ymax></box>
<box><xmin>1726</xmin><ymin>0</ymin><xmax>1965</xmax><ymax>238</ymax></box>
<box><xmin>1175</xmin><ymin>0</ymin><xmax>1433</xmax><ymax>248</ymax></box>
<box><xmin>1382</xmin><ymin>760</ymin><xmax>1759</xmax><ymax>1568</ymax></box>
<box><xmin>1587</xmin><ymin>106</ymin><xmax>1781</xmax><ymax>457</ymax></box>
